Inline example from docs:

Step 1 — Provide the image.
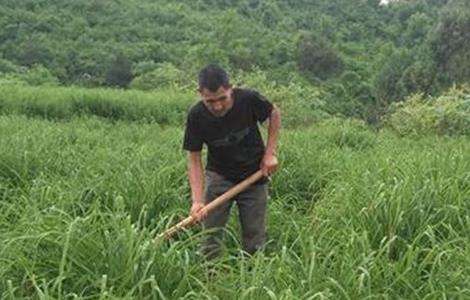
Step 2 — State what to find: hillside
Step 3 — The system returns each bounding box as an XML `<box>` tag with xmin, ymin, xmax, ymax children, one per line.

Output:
<box><xmin>1</xmin><ymin>0</ymin><xmax>468</xmax><ymax>120</ymax></box>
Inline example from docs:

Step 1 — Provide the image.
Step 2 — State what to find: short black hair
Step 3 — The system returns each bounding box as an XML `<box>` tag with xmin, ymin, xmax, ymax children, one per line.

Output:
<box><xmin>198</xmin><ymin>64</ymin><xmax>230</xmax><ymax>92</ymax></box>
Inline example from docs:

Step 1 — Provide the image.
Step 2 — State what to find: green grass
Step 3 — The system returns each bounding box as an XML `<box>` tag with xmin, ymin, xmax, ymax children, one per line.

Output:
<box><xmin>0</xmin><ymin>83</ymin><xmax>193</xmax><ymax>125</ymax></box>
<box><xmin>0</xmin><ymin>82</ymin><xmax>329</xmax><ymax>129</ymax></box>
<box><xmin>0</xmin><ymin>114</ymin><xmax>469</xmax><ymax>299</ymax></box>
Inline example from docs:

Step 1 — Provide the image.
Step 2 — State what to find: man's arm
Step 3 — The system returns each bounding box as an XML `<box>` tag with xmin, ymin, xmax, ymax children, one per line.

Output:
<box><xmin>188</xmin><ymin>151</ymin><xmax>204</xmax><ymax>202</ymax></box>
<box><xmin>261</xmin><ymin>105</ymin><xmax>281</xmax><ymax>176</ymax></box>
<box><xmin>187</xmin><ymin>151</ymin><xmax>207</xmax><ymax>220</ymax></box>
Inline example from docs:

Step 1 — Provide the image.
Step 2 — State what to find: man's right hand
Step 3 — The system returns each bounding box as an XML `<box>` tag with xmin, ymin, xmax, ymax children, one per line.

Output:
<box><xmin>190</xmin><ymin>201</ymin><xmax>207</xmax><ymax>222</ymax></box>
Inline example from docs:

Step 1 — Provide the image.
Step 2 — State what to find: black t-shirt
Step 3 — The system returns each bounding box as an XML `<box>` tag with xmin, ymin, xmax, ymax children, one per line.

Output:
<box><xmin>183</xmin><ymin>88</ymin><xmax>273</xmax><ymax>183</ymax></box>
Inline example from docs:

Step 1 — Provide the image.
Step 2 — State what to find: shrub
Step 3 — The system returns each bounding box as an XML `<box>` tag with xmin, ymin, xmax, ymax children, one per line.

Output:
<box><xmin>130</xmin><ymin>63</ymin><xmax>184</xmax><ymax>90</ymax></box>
<box><xmin>0</xmin><ymin>58</ymin><xmax>19</xmax><ymax>74</ymax></box>
<box><xmin>105</xmin><ymin>54</ymin><xmax>133</xmax><ymax>88</ymax></box>
<box><xmin>384</xmin><ymin>86</ymin><xmax>470</xmax><ymax>136</ymax></box>
<box><xmin>20</xmin><ymin>65</ymin><xmax>60</xmax><ymax>86</ymax></box>
<box><xmin>234</xmin><ymin>68</ymin><xmax>329</xmax><ymax>128</ymax></box>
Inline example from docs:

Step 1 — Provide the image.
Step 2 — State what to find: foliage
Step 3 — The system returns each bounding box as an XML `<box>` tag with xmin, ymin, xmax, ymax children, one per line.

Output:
<box><xmin>0</xmin><ymin>2</ymin><xmax>469</xmax><ymax>298</ymax></box>
<box><xmin>0</xmin><ymin>64</ymin><xmax>59</xmax><ymax>86</ymax></box>
<box><xmin>0</xmin><ymin>114</ymin><xmax>468</xmax><ymax>298</ymax></box>
<box><xmin>384</xmin><ymin>86</ymin><xmax>470</xmax><ymax>136</ymax></box>
<box><xmin>0</xmin><ymin>80</ymin><xmax>332</xmax><ymax>128</ymax></box>
<box><xmin>21</xmin><ymin>64</ymin><xmax>60</xmax><ymax>86</ymax></box>
<box><xmin>0</xmin><ymin>0</ymin><xmax>466</xmax><ymax>115</ymax></box>
<box><xmin>373</xmin><ymin>48</ymin><xmax>414</xmax><ymax>103</ymax></box>
<box><xmin>373</xmin><ymin>47</ymin><xmax>440</xmax><ymax>105</ymax></box>
<box><xmin>105</xmin><ymin>54</ymin><xmax>134</xmax><ymax>88</ymax></box>
<box><xmin>0</xmin><ymin>84</ymin><xmax>193</xmax><ymax>125</ymax></box>
<box><xmin>0</xmin><ymin>57</ymin><xmax>19</xmax><ymax>74</ymax></box>
<box><xmin>296</xmin><ymin>32</ymin><xmax>343</xmax><ymax>81</ymax></box>
<box><xmin>130</xmin><ymin>63</ymin><xmax>185</xmax><ymax>91</ymax></box>
<box><xmin>429</xmin><ymin>0</ymin><xmax>470</xmax><ymax>84</ymax></box>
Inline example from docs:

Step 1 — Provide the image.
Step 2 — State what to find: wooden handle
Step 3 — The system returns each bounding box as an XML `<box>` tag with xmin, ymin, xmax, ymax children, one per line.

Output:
<box><xmin>155</xmin><ymin>170</ymin><xmax>264</xmax><ymax>241</ymax></box>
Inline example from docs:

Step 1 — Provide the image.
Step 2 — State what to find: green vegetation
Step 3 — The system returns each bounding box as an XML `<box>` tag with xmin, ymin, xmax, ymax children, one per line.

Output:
<box><xmin>0</xmin><ymin>83</ymin><xmax>192</xmax><ymax>125</ymax></box>
<box><xmin>385</xmin><ymin>86</ymin><xmax>470</xmax><ymax>136</ymax></box>
<box><xmin>1</xmin><ymin>0</ymin><xmax>469</xmax><ymax>298</ymax></box>
<box><xmin>0</xmin><ymin>115</ymin><xmax>468</xmax><ymax>298</ymax></box>
<box><xmin>0</xmin><ymin>80</ymin><xmax>329</xmax><ymax>128</ymax></box>
<box><xmin>1</xmin><ymin>0</ymin><xmax>469</xmax><ymax>119</ymax></box>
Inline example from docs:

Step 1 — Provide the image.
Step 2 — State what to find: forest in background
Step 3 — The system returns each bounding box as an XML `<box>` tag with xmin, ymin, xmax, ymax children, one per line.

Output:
<box><xmin>1</xmin><ymin>0</ymin><xmax>469</xmax><ymax>122</ymax></box>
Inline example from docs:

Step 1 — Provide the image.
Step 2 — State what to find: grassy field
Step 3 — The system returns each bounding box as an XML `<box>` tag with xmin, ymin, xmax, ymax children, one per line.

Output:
<box><xmin>0</xmin><ymin>86</ymin><xmax>469</xmax><ymax>298</ymax></box>
<box><xmin>0</xmin><ymin>82</ymin><xmax>328</xmax><ymax>128</ymax></box>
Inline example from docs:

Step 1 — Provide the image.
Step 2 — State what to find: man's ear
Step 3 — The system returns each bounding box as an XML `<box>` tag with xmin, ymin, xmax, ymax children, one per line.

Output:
<box><xmin>222</xmin><ymin>84</ymin><xmax>232</xmax><ymax>91</ymax></box>
<box><xmin>223</xmin><ymin>85</ymin><xmax>233</xmax><ymax>96</ymax></box>
<box><xmin>197</xmin><ymin>88</ymin><xmax>204</xmax><ymax>97</ymax></box>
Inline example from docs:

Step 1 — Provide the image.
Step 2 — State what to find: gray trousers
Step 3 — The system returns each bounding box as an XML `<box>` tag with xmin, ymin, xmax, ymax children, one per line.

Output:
<box><xmin>201</xmin><ymin>170</ymin><xmax>268</xmax><ymax>259</ymax></box>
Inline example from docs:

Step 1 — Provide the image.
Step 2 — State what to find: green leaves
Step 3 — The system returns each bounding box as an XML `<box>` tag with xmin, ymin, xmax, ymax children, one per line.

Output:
<box><xmin>384</xmin><ymin>86</ymin><xmax>470</xmax><ymax>136</ymax></box>
<box><xmin>0</xmin><ymin>113</ymin><xmax>469</xmax><ymax>298</ymax></box>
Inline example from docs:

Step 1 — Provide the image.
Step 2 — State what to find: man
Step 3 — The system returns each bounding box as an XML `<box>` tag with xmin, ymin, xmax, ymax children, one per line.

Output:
<box><xmin>183</xmin><ymin>64</ymin><xmax>281</xmax><ymax>259</ymax></box>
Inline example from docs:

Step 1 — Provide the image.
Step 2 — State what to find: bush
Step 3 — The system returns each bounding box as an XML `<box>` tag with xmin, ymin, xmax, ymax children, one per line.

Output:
<box><xmin>384</xmin><ymin>86</ymin><xmax>470</xmax><ymax>136</ymax></box>
<box><xmin>323</xmin><ymin>71</ymin><xmax>374</xmax><ymax>119</ymax></box>
<box><xmin>233</xmin><ymin>68</ymin><xmax>329</xmax><ymax>128</ymax></box>
<box><xmin>20</xmin><ymin>65</ymin><xmax>60</xmax><ymax>86</ymax></box>
<box><xmin>130</xmin><ymin>63</ymin><xmax>185</xmax><ymax>90</ymax></box>
<box><xmin>105</xmin><ymin>54</ymin><xmax>133</xmax><ymax>88</ymax></box>
<box><xmin>0</xmin><ymin>58</ymin><xmax>19</xmax><ymax>74</ymax></box>
<box><xmin>373</xmin><ymin>48</ymin><xmax>413</xmax><ymax>103</ymax></box>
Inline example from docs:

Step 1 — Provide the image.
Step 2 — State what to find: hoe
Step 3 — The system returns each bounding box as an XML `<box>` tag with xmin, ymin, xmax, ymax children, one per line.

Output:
<box><xmin>155</xmin><ymin>170</ymin><xmax>264</xmax><ymax>241</ymax></box>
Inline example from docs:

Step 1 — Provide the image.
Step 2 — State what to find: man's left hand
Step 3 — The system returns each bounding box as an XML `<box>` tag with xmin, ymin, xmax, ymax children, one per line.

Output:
<box><xmin>260</xmin><ymin>153</ymin><xmax>278</xmax><ymax>177</ymax></box>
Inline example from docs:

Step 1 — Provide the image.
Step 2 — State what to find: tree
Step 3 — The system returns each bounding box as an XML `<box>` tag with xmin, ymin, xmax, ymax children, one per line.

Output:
<box><xmin>296</xmin><ymin>32</ymin><xmax>343</xmax><ymax>81</ymax></box>
<box><xmin>429</xmin><ymin>0</ymin><xmax>470</xmax><ymax>84</ymax></box>
<box><xmin>105</xmin><ymin>53</ymin><xmax>133</xmax><ymax>88</ymax></box>
<box><xmin>373</xmin><ymin>48</ymin><xmax>413</xmax><ymax>103</ymax></box>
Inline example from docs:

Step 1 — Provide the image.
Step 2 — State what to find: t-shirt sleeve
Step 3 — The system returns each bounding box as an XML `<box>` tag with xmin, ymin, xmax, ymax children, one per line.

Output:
<box><xmin>183</xmin><ymin>112</ymin><xmax>203</xmax><ymax>151</ymax></box>
<box><xmin>250</xmin><ymin>90</ymin><xmax>273</xmax><ymax>123</ymax></box>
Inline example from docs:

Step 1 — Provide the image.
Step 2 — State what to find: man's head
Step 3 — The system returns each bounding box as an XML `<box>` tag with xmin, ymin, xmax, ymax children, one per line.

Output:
<box><xmin>198</xmin><ymin>64</ymin><xmax>233</xmax><ymax>117</ymax></box>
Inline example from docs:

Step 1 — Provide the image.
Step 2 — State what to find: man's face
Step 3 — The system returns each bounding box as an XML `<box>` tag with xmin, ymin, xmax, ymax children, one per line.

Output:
<box><xmin>199</xmin><ymin>86</ymin><xmax>233</xmax><ymax>117</ymax></box>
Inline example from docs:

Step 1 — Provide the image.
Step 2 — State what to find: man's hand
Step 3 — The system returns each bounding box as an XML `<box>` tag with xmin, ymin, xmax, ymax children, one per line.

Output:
<box><xmin>260</xmin><ymin>153</ymin><xmax>278</xmax><ymax>177</ymax></box>
<box><xmin>190</xmin><ymin>200</ymin><xmax>207</xmax><ymax>222</ymax></box>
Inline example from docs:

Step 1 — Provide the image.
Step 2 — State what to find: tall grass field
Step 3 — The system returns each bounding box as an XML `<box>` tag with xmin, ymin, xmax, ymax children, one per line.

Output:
<box><xmin>0</xmin><ymin>84</ymin><xmax>469</xmax><ymax>299</ymax></box>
